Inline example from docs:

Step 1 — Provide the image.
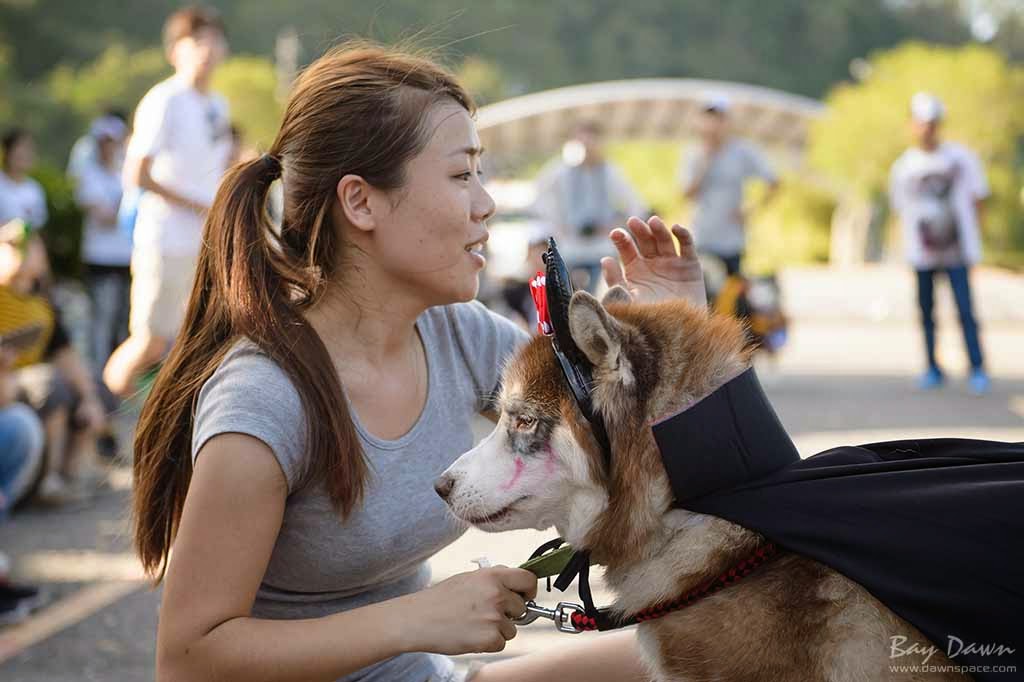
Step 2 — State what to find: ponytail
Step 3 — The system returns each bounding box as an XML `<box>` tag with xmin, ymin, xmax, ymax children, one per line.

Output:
<box><xmin>132</xmin><ymin>153</ymin><xmax>366</xmax><ymax>581</ymax></box>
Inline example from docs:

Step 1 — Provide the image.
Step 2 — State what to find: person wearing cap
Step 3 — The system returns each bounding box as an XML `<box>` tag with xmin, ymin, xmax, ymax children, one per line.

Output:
<box><xmin>102</xmin><ymin>5</ymin><xmax>231</xmax><ymax>397</ymax></box>
<box><xmin>680</xmin><ymin>96</ymin><xmax>778</xmax><ymax>278</ymax></box>
<box><xmin>889</xmin><ymin>92</ymin><xmax>990</xmax><ymax>394</ymax></box>
<box><xmin>73</xmin><ymin>115</ymin><xmax>133</xmax><ymax>370</ymax></box>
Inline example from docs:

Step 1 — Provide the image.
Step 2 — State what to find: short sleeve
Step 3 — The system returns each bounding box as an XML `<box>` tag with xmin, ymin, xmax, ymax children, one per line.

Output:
<box><xmin>445</xmin><ymin>302</ymin><xmax>530</xmax><ymax>411</ymax></box>
<box><xmin>957</xmin><ymin>146</ymin><xmax>989</xmax><ymax>200</ymax></box>
<box><xmin>888</xmin><ymin>159</ymin><xmax>904</xmax><ymax>214</ymax></box>
<box><xmin>126</xmin><ymin>86</ymin><xmax>172</xmax><ymax>162</ymax></box>
<box><xmin>743</xmin><ymin>143</ymin><xmax>777</xmax><ymax>183</ymax></box>
<box><xmin>191</xmin><ymin>345</ymin><xmax>308</xmax><ymax>493</ymax></box>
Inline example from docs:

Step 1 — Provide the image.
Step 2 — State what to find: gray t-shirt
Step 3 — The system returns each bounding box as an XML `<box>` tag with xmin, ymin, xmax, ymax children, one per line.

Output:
<box><xmin>191</xmin><ymin>301</ymin><xmax>529</xmax><ymax>682</ymax></box>
<box><xmin>679</xmin><ymin>139</ymin><xmax>776</xmax><ymax>257</ymax></box>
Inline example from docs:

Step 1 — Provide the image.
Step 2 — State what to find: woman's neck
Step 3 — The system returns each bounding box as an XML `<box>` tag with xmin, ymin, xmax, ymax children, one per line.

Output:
<box><xmin>304</xmin><ymin>273</ymin><xmax>427</xmax><ymax>372</ymax></box>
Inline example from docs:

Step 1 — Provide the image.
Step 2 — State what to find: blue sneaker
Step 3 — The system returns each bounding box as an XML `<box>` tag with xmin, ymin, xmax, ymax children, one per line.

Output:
<box><xmin>967</xmin><ymin>369</ymin><xmax>991</xmax><ymax>396</ymax></box>
<box><xmin>917</xmin><ymin>367</ymin><xmax>944</xmax><ymax>390</ymax></box>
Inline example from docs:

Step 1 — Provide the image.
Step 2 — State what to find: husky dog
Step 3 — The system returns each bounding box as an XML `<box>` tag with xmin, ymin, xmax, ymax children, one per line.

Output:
<box><xmin>437</xmin><ymin>288</ymin><xmax>964</xmax><ymax>681</ymax></box>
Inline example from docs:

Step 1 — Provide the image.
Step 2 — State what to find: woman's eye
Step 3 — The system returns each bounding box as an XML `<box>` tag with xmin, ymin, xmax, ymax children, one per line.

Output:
<box><xmin>514</xmin><ymin>415</ymin><xmax>536</xmax><ymax>431</ymax></box>
<box><xmin>455</xmin><ymin>171</ymin><xmax>472</xmax><ymax>182</ymax></box>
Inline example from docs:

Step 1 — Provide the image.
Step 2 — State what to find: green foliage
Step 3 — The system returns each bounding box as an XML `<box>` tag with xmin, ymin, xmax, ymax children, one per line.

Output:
<box><xmin>31</xmin><ymin>164</ymin><xmax>84</xmax><ymax>280</ymax></box>
<box><xmin>47</xmin><ymin>45</ymin><xmax>169</xmax><ymax>122</ymax></box>
<box><xmin>212</xmin><ymin>55</ymin><xmax>284</xmax><ymax>152</ymax></box>
<box><xmin>809</xmin><ymin>42</ymin><xmax>1024</xmax><ymax>259</ymax></box>
<box><xmin>455</xmin><ymin>56</ymin><xmax>508</xmax><ymax>106</ymax></box>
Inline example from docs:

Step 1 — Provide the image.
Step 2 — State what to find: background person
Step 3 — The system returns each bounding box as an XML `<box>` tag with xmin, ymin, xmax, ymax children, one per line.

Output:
<box><xmin>532</xmin><ymin>120</ymin><xmax>647</xmax><ymax>290</ymax></box>
<box><xmin>73</xmin><ymin>115</ymin><xmax>133</xmax><ymax>370</ymax></box>
<box><xmin>103</xmin><ymin>5</ymin><xmax>231</xmax><ymax>397</ymax></box>
<box><xmin>0</xmin><ymin>129</ymin><xmax>48</xmax><ymax>229</ymax></box>
<box><xmin>889</xmin><ymin>92</ymin><xmax>991</xmax><ymax>394</ymax></box>
<box><xmin>680</xmin><ymin>95</ymin><xmax>778</xmax><ymax>278</ymax></box>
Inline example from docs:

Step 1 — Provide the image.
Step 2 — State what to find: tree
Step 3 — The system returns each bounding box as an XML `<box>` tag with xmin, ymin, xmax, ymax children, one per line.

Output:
<box><xmin>809</xmin><ymin>42</ymin><xmax>1024</xmax><ymax>260</ymax></box>
<box><xmin>212</xmin><ymin>55</ymin><xmax>284</xmax><ymax>151</ymax></box>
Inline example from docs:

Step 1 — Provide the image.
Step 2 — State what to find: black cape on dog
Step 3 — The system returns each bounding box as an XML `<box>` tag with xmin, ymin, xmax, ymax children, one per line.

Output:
<box><xmin>652</xmin><ymin>369</ymin><xmax>1024</xmax><ymax>679</ymax></box>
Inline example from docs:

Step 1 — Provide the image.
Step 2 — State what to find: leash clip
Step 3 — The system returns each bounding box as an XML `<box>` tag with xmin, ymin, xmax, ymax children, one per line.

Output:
<box><xmin>512</xmin><ymin>600</ymin><xmax>586</xmax><ymax>633</ymax></box>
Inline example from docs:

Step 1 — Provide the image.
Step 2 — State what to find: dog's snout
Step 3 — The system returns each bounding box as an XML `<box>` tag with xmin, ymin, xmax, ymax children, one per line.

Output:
<box><xmin>434</xmin><ymin>473</ymin><xmax>456</xmax><ymax>501</ymax></box>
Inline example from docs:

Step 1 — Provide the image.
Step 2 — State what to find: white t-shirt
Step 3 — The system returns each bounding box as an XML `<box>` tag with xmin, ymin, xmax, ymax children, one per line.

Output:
<box><xmin>889</xmin><ymin>142</ymin><xmax>988</xmax><ymax>269</ymax></box>
<box><xmin>0</xmin><ymin>171</ymin><xmax>48</xmax><ymax>228</ymax></box>
<box><xmin>75</xmin><ymin>159</ymin><xmax>132</xmax><ymax>267</ymax></box>
<box><xmin>679</xmin><ymin>139</ymin><xmax>776</xmax><ymax>257</ymax></box>
<box><xmin>126</xmin><ymin>75</ymin><xmax>231</xmax><ymax>257</ymax></box>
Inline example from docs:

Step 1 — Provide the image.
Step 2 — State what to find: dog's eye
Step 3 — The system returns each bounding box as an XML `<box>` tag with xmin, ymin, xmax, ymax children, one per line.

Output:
<box><xmin>514</xmin><ymin>415</ymin><xmax>536</xmax><ymax>431</ymax></box>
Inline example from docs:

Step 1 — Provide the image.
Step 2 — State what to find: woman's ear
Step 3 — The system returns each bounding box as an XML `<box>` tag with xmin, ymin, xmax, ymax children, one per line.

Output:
<box><xmin>336</xmin><ymin>174</ymin><xmax>375</xmax><ymax>233</ymax></box>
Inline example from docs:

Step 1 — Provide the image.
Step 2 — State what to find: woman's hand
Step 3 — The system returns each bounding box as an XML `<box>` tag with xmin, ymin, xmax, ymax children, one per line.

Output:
<box><xmin>602</xmin><ymin>215</ymin><xmax>706</xmax><ymax>306</ymax></box>
<box><xmin>402</xmin><ymin>566</ymin><xmax>537</xmax><ymax>656</ymax></box>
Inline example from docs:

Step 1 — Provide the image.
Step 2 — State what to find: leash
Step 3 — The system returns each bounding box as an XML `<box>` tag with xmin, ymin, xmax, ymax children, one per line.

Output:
<box><xmin>512</xmin><ymin>539</ymin><xmax>781</xmax><ymax>633</ymax></box>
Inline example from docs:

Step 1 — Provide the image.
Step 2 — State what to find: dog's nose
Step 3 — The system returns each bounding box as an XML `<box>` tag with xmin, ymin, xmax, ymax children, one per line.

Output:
<box><xmin>434</xmin><ymin>474</ymin><xmax>456</xmax><ymax>501</ymax></box>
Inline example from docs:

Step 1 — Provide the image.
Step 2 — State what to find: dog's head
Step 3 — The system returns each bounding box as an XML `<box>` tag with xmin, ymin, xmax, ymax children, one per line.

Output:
<box><xmin>436</xmin><ymin>287</ymin><xmax>751</xmax><ymax>562</ymax></box>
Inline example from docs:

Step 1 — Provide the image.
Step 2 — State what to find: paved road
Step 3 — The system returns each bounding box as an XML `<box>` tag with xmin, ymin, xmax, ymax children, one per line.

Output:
<box><xmin>1</xmin><ymin>265</ymin><xmax>1021</xmax><ymax>680</ymax></box>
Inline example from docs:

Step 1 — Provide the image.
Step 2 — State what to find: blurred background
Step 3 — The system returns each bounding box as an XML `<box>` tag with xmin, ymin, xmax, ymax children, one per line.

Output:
<box><xmin>0</xmin><ymin>1</ymin><xmax>1022</xmax><ymax>679</ymax></box>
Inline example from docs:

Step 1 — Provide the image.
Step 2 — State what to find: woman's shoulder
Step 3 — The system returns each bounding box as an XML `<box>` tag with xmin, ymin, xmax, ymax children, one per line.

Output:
<box><xmin>192</xmin><ymin>338</ymin><xmax>308</xmax><ymax>490</ymax></box>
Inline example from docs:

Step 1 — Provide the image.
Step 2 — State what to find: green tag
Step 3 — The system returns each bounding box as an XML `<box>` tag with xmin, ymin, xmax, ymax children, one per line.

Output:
<box><xmin>519</xmin><ymin>545</ymin><xmax>575</xmax><ymax>579</ymax></box>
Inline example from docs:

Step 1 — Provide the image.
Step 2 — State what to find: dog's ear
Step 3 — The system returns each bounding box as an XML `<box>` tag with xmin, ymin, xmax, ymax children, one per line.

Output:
<box><xmin>569</xmin><ymin>290</ymin><xmax>627</xmax><ymax>374</ymax></box>
<box><xmin>601</xmin><ymin>284</ymin><xmax>632</xmax><ymax>306</ymax></box>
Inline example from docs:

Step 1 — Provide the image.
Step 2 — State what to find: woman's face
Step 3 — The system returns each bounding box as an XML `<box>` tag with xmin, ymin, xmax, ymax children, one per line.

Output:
<box><xmin>364</xmin><ymin>102</ymin><xmax>496</xmax><ymax>307</ymax></box>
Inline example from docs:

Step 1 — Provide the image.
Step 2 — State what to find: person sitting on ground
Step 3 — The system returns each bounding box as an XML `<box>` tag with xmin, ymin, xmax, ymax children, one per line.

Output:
<box><xmin>0</xmin><ymin>221</ymin><xmax>109</xmax><ymax>505</ymax></box>
<box><xmin>0</xmin><ymin>343</ymin><xmax>46</xmax><ymax>625</ymax></box>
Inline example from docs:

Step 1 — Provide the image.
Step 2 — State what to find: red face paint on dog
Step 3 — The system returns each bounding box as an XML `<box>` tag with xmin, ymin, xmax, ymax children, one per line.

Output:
<box><xmin>501</xmin><ymin>457</ymin><xmax>525</xmax><ymax>491</ymax></box>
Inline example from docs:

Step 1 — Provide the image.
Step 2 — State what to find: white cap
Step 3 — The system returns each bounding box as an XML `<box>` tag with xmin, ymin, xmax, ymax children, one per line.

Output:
<box><xmin>910</xmin><ymin>92</ymin><xmax>944</xmax><ymax>123</ymax></box>
<box><xmin>701</xmin><ymin>93</ymin><xmax>731</xmax><ymax>114</ymax></box>
<box><xmin>89</xmin><ymin>115</ymin><xmax>127</xmax><ymax>142</ymax></box>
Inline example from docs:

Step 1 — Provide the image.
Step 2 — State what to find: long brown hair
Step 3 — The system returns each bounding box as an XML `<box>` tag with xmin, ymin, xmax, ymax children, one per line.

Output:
<box><xmin>133</xmin><ymin>42</ymin><xmax>474</xmax><ymax>580</ymax></box>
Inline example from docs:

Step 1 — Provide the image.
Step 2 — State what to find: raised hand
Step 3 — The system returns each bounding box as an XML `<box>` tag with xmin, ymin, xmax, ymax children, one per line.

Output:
<box><xmin>601</xmin><ymin>216</ymin><xmax>706</xmax><ymax>306</ymax></box>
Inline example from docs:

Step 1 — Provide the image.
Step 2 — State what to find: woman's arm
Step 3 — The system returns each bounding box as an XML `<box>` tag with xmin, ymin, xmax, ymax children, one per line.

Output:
<box><xmin>471</xmin><ymin>630</ymin><xmax>651</xmax><ymax>682</ymax></box>
<box><xmin>159</xmin><ymin>433</ymin><xmax>536</xmax><ymax>682</ymax></box>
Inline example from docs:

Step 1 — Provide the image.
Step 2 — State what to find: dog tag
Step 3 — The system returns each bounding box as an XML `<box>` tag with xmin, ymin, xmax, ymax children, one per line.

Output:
<box><xmin>519</xmin><ymin>545</ymin><xmax>575</xmax><ymax>578</ymax></box>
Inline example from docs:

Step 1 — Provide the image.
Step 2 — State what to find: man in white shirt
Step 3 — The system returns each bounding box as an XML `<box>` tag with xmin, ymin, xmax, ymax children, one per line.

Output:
<box><xmin>103</xmin><ymin>6</ymin><xmax>231</xmax><ymax>397</ymax></box>
<box><xmin>889</xmin><ymin>92</ymin><xmax>990</xmax><ymax>395</ymax></box>
<box><xmin>532</xmin><ymin>121</ymin><xmax>647</xmax><ymax>291</ymax></box>
<box><xmin>680</xmin><ymin>96</ymin><xmax>778</xmax><ymax>278</ymax></box>
<box><xmin>0</xmin><ymin>129</ymin><xmax>48</xmax><ymax>229</ymax></box>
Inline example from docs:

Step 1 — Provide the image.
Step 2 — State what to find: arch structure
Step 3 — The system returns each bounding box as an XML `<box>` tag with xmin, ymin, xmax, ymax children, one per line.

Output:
<box><xmin>477</xmin><ymin>78</ymin><xmax>825</xmax><ymax>172</ymax></box>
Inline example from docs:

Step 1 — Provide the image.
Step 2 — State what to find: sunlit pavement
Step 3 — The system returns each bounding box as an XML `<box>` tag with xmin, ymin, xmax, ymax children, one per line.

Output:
<box><xmin>1</xmin><ymin>265</ymin><xmax>1021</xmax><ymax>680</ymax></box>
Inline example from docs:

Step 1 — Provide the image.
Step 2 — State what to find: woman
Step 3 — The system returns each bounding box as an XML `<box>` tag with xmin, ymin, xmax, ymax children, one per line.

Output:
<box><xmin>134</xmin><ymin>42</ymin><xmax>703</xmax><ymax>682</ymax></box>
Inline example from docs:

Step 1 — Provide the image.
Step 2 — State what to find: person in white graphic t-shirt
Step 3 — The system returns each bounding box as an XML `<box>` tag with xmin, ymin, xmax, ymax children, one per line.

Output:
<box><xmin>103</xmin><ymin>5</ymin><xmax>231</xmax><ymax>397</ymax></box>
<box><xmin>889</xmin><ymin>92</ymin><xmax>991</xmax><ymax>395</ymax></box>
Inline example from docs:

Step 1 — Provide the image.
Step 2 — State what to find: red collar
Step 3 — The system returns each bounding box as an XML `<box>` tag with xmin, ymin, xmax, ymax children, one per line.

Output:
<box><xmin>570</xmin><ymin>543</ymin><xmax>781</xmax><ymax>632</ymax></box>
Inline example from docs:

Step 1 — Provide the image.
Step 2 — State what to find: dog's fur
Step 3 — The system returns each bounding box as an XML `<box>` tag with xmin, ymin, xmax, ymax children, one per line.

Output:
<box><xmin>438</xmin><ymin>287</ymin><xmax>966</xmax><ymax>681</ymax></box>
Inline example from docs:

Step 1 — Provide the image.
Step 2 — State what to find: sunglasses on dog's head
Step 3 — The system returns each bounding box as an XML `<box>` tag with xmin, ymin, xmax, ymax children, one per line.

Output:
<box><xmin>530</xmin><ymin>239</ymin><xmax>613</xmax><ymax>471</ymax></box>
